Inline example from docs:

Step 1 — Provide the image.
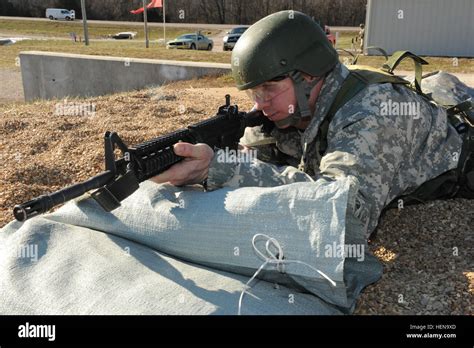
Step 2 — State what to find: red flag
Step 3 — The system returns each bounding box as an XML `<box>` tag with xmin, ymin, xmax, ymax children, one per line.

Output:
<box><xmin>130</xmin><ymin>0</ymin><xmax>163</xmax><ymax>14</ymax></box>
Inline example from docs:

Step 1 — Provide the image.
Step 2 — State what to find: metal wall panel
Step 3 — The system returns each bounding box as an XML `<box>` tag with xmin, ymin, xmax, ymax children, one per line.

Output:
<box><xmin>365</xmin><ymin>0</ymin><xmax>474</xmax><ymax>57</ymax></box>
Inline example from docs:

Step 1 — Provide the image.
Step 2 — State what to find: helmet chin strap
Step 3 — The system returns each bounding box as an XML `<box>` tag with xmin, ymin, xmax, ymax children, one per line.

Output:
<box><xmin>274</xmin><ymin>71</ymin><xmax>322</xmax><ymax>128</ymax></box>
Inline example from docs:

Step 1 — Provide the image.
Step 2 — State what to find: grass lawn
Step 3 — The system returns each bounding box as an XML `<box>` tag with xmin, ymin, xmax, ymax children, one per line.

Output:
<box><xmin>0</xmin><ymin>21</ymin><xmax>472</xmax><ymax>74</ymax></box>
<box><xmin>0</xmin><ymin>19</ymin><xmax>218</xmax><ymax>40</ymax></box>
<box><xmin>0</xmin><ymin>39</ymin><xmax>232</xmax><ymax>71</ymax></box>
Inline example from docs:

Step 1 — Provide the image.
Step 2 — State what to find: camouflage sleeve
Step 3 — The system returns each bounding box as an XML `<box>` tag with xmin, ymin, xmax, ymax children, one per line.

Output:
<box><xmin>239</xmin><ymin>125</ymin><xmax>297</xmax><ymax>165</ymax></box>
<box><xmin>205</xmin><ymin>124</ymin><xmax>312</xmax><ymax>189</ymax></box>
<box><xmin>206</xmin><ymin>150</ymin><xmax>314</xmax><ymax>190</ymax></box>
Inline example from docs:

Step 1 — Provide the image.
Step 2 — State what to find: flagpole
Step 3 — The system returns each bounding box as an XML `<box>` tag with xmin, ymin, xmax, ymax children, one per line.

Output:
<box><xmin>80</xmin><ymin>0</ymin><xmax>89</xmax><ymax>46</ymax></box>
<box><xmin>163</xmin><ymin>0</ymin><xmax>166</xmax><ymax>46</ymax></box>
<box><xmin>143</xmin><ymin>0</ymin><xmax>149</xmax><ymax>48</ymax></box>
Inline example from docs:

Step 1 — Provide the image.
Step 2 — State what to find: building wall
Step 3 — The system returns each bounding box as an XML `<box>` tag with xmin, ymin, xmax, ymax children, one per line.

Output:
<box><xmin>365</xmin><ymin>0</ymin><xmax>474</xmax><ymax>57</ymax></box>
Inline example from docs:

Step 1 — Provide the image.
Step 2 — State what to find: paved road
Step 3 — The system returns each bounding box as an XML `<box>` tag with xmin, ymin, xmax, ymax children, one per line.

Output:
<box><xmin>0</xmin><ymin>31</ymin><xmax>226</xmax><ymax>51</ymax></box>
<box><xmin>0</xmin><ymin>32</ymin><xmax>166</xmax><ymax>44</ymax></box>
<box><xmin>0</xmin><ymin>16</ymin><xmax>358</xmax><ymax>31</ymax></box>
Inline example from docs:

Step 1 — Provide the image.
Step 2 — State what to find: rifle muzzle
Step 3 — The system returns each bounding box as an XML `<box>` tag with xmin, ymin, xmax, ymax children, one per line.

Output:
<box><xmin>13</xmin><ymin>195</ymin><xmax>55</xmax><ymax>222</ymax></box>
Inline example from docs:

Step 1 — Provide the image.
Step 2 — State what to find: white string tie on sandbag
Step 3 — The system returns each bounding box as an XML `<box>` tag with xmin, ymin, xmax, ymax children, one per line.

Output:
<box><xmin>238</xmin><ymin>233</ymin><xmax>337</xmax><ymax>315</ymax></box>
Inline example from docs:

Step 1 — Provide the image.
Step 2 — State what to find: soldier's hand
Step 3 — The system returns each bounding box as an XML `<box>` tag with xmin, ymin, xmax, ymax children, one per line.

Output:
<box><xmin>149</xmin><ymin>142</ymin><xmax>214</xmax><ymax>186</ymax></box>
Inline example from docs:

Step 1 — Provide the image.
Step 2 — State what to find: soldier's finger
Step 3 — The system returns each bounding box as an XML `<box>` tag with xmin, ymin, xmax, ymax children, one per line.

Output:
<box><xmin>148</xmin><ymin>168</ymin><xmax>174</xmax><ymax>184</ymax></box>
<box><xmin>174</xmin><ymin>142</ymin><xmax>213</xmax><ymax>160</ymax></box>
<box><xmin>173</xmin><ymin>142</ymin><xmax>193</xmax><ymax>158</ymax></box>
<box><xmin>149</xmin><ymin>157</ymin><xmax>202</xmax><ymax>185</ymax></box>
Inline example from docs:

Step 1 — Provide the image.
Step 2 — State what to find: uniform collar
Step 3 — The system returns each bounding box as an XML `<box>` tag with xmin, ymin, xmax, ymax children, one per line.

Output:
<box><xmin>302</xmin><ymin>63</ymin><xmax>350</xmax><ymax>146</ymax></box>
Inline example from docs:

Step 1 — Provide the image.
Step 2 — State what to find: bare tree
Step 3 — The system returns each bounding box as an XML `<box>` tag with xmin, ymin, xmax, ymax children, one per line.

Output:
<box><xmin>3</xmin><ymin>0</ymin><xmax>367</xmax><ymax>26</ymax></box>
<box><xmin>213</xmin><ymin>0</ymin><xmax>226</xmax><ymax>23</ymax></box>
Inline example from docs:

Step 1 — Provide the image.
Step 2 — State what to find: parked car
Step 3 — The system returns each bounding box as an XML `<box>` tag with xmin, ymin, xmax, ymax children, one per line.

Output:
<box><xmin>0</xmin><ymin>38</ymin><xmax>15</xmax><ymax>46</ymax></box>
<box><xmin>222</xmin><ymin>26</ymin><xmax>248</xmax><ymax>51</ymax></box>
<box><xmin>46</xmin><ymin>8</ymin><xmax>75</xmax><ymax>21</ymax></box>
<box><xmin>166</xmin><ymin>33</ymin><xmax>213</xmax><ymax>50</ymax></box>
<box><xmin>111</xmin><ymin>32</ymin><xmax>137</xmax><ymax>40</ymax></box>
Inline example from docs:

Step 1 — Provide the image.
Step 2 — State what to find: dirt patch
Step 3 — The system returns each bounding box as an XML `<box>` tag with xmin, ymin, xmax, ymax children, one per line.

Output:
<box><xmin>0</xmin><ymin>81</ymin><xmax>472</xmax><ymax>315</ymax></box>
<box><xmin>0</xmin><ymin>68</ymin><xmax>24</xmax><ymax>102</ymax></box>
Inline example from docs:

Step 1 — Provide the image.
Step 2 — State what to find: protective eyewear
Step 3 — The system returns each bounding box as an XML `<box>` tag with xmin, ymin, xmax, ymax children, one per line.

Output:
<box><xmin>246</xmin><ymin>76</ymin><xmax>291</xmax><ymax>102</ymax></box>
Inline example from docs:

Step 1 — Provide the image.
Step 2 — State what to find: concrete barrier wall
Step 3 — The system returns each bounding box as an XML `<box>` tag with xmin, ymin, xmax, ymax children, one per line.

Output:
<box><xmin>20</xmin><ymin>51</ymin><xmax>231</xmax><ymax>101</ymax></box>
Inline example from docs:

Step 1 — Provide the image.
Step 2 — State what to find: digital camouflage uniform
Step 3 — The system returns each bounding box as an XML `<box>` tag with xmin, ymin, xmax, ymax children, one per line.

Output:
<box><xmin>206</xmin><ymin>62</ymin><xmax>464</xmax><ymax>238</ymax></box>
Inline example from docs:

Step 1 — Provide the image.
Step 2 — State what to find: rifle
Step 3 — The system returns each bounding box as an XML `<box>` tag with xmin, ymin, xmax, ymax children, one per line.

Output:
<box><xmin>13</xmin><ymin>95</ymin><xmax>268</xmax><ymax>222</ymax></box>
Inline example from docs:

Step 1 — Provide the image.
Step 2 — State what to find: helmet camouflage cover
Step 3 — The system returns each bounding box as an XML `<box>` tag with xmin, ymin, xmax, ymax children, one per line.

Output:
<box><xmin>231</xmin><ymin>10</ymin><xmax>339</xmax><ymax>90</ymax></box>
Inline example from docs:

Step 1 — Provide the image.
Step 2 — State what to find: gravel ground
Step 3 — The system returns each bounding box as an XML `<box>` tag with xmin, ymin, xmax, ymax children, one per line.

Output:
<box><xmin>357</xmin><ymin>200</ymin><xmax>473</xmax><ymax>315</ymax></box>
<box><xmin>0</xmin><ymin>80</ymin><xmax>472</xmax><ymax>314</ymax></box>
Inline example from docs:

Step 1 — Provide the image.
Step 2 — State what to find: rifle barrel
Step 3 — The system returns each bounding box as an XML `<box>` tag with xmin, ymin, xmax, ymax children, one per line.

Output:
<box><xmin>13</xmin><ymin>170</ymin><xmax>115</xmax><ymax>222</ymax></box>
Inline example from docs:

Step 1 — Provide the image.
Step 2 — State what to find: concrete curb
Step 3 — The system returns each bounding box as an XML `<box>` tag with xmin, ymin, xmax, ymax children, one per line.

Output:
<box><xmin>20</xmin><ymin>51</ymin><xmax>231</xmax><ymax>101</ymax></box>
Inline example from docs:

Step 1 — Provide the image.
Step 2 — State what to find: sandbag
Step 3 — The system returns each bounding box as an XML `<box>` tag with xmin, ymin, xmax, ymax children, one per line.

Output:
<box><xmin>1</xmin><ymin>177</ymin><xmax>382</xmax><ymax>313</ymax></box>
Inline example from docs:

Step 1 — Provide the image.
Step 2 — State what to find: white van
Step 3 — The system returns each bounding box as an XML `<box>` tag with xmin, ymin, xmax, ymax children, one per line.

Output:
<box><xmin>46</xmin><ymin>8</ymin><xmax>75</xmax><ymax>21</ymax></box>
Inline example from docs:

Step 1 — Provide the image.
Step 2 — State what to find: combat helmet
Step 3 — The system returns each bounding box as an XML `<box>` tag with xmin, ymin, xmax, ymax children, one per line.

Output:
<box><xmin>232</xmin><ymin>10</ymin><xmax>339</xmax><ymax>127</ymax></box>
